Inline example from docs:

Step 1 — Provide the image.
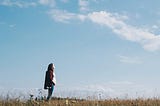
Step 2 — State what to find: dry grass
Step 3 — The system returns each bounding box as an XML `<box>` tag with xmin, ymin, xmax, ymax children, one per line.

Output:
<box><xmin>1</xmin><ymin>97</ymin><xmax>160</xmax><ymax>106</ymax></box>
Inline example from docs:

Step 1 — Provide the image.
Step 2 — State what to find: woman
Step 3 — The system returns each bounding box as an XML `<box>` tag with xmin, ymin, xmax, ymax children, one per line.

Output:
<box><xmin>44</xmin><ymin>63</ymin><xmax>56</xmax><ymax>101</ymax></box>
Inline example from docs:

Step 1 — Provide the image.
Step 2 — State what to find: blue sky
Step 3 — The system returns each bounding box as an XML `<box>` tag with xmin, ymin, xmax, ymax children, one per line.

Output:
<box><xmin>1</xmin><ymin>0</ymin><xmax>160</xmax><ymax>98</ymax></box>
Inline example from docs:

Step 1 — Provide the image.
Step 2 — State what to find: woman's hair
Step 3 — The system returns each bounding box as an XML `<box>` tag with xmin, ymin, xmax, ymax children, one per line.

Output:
<box><xmin>47</xmin><ymin>63</ymin><xmax>53</xmax><ymax>71</ymax></box>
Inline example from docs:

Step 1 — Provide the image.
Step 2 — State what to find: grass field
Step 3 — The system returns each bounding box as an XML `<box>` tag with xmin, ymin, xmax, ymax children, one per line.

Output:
<box><xmin>1</xmin><ymin>97</ymin><xmax>160</xmax><ymax>106</ymax></box>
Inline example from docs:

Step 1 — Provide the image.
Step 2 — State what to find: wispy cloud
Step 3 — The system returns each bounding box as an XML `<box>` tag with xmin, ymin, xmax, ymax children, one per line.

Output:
<box><xmin>9</xmin><ymin>24</ymin><xmax>16</xmax><ymax>28</ymax></box>
<box><xmin>152</xmin><ymin>25</ymin><xmax>159</xmax><ymax>30</ymax></box>
<box><xmin>108</xmin><ymin>81</ymin><xmax>134</xmax><ymax>85</ymax></box>
<box><xmin>0</xmin><ymin>0</ymin><xmax>57</xmax><ymax>8</ymax></box>
<box><xmin>0</xmin><ymin>82</ymin><xmax>158</xmax><ymax>99</ymax></box>
<box><xmin>87</xmin><ymin>11</ymin><xmax>160</xmax><ymax>51</ymax></box>
<box><xmin>39</xmin><ymin>0</ymin><xmax>56</xmax><ymax>7</ymax></box>
<box><xmin>55</xmin><ymin>81</ymin><xmax>157</xmax><ymax>99</ymax></box>
<box><xmin>2</xmin><ymin>1</ymin><xmax>160</xmax><ymax>52</ymax></box>
<box><xmin>0</xmin><ymin>0</ymin><xmax>37</xmax><ymax>8</ymax></box>
<box><xmin>117</xmin><ymin>55</ymin><xmax>142</xmax><ymax>64</ymax></box>
<box><xmin>48</xmin><ymin>10</ymin><xmax>160</xmax><ymax>51</ymax></box>
<box><xmin>48</xmin><ymin>9</ymin><xmax>77</xmax><ymax>23</ymax></box>
<box><xmin>0</xmin><ymin>21</ymin><xmax>16</xmax><ymax>29</ymax></box>
<box><xmin>60</xmin><ymin>0</ymin><xmax>69</xmax><ymax>3</ymax></box>
<box><xmin>47</xmin><ymin>9</ymin><xmax>86</xmax><ymax>23</ymax></box>
<box><xmin>79</xmin><ymin>0</ymin><xmax>89</xmax><ymax>12</ymax></box>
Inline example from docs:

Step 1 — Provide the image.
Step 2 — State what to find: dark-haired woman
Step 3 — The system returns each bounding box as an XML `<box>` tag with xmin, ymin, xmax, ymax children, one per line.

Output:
<box><xmin>44</xmin><ymin>63</ymin><xmax>56</xmax><ymax>101</ymax></box>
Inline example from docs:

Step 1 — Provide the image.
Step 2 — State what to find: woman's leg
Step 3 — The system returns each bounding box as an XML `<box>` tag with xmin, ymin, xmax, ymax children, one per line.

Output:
<box><xmin>47</xmin><ymin>84</ymin><xmax>54</xmax><ymax>100</ymax></box>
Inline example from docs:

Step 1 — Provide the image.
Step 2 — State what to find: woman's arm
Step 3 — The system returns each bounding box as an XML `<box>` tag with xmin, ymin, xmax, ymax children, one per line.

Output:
<box><xmin>49</xmin><ymin>70</ymin><xmax>53</xmax><ymax>81</ymax></box>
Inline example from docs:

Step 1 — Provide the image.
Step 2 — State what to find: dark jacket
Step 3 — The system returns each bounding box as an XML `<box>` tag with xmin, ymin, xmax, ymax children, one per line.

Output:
<box><xmin>44</xmin><ymin>70</ymin><xmax>53</xmax><ymax>89</ymax></box>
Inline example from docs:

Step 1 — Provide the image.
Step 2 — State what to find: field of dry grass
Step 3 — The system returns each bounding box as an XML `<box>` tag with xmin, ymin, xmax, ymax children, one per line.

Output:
<box><xmin>1</xmin><ymin>97</ymin><xmax>160</xmax><ymax>106</ymax></box>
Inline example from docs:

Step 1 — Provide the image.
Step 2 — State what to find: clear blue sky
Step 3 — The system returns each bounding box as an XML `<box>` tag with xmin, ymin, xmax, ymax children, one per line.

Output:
<box><xmin>0</xmin><ymin>0</ymin><xmax>160</xmax><ymax>97</ymax></box>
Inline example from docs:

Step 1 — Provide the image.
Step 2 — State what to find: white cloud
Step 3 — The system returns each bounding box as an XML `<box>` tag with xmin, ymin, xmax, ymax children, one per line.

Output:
<box><xmin>152</xmin><ymin>25</ymin><xmax>159</xmax><ymax>29</ymax></box>
<box><xmin>9</xmin><ymin>24</ymin><xmax>16</xmax><ymax>28</ymax></box>
<box><xmin>87</xmin><ymin>11</ymin><xmax>160</xmax><ymax>51</ymax></box>
<box><xmin>79</xmin><ymin>0</ymin><xmax>89</xmax><ymax>12</ymax></box>
<box><xmin>87</xmin><ymin>11</ymin><xmax>151</xmax><ymax>41</ymax></box>
<box><xmin>108</xmin><ymin>81</ymin><xmax>133</xmax><ymax>85</ymax></box>
<box><xmin>46</xmin><ymin>8</ymin><xmax>160</xmax><ymax>52</ymax></box>
<box><xmin>55</xmin><ymin>81</ymin><xmax>159</xmax><ymax>99</ymax></box>
<box><xmin>118</xmin><ymin>55</ymin><xmax>142</xmax><ymax>64</ymax></box>
<box><xmin>142</xmin><ymin>37</ymin><xmax>160</xmax><ymax>51</ymax></box>
<box><xmin>0</xmin><ymin>82</ymin><xmax>159</xmax><ymax>99</ymax></box>
<box><xmin>0</xmin><ymin>0</ymin><xmax>37</xmax><ymax>8</ymax></box>
<box><xmin>61</xmin><ymin>0</ymin><xmax>69</xmax><ymax>3</ymax></box>
<box><xmin>39</xmin><ymin>0</ymin><xmax>55</xmax><ymax>7</ymax></box>
<box><xmin>0</xmin><ymin>0</ymin><xmax>57</xmax><ymax>8</ymax></box>
<box><xmin>48</xmin><ymin>9</ymin><xmax>86</xmax><ymax>23</ymax></box>
<box><xmin>0</xmin><ymin>22</ymin><xmax>16</xmax><ymax>29</ymax></box>
<box><xmin>82</xmin><ymin>82</ymin><xmax>159</xmax><ymax>99</ymax></box>
<box><xmin>48</xmin><ymin>9</ymin><xmax>76</xmax><ymax>23</ymax></box>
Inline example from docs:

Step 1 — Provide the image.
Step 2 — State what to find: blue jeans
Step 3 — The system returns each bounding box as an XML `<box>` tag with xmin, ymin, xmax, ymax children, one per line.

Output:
<box><xmin>47</xmin><ymin>84</ymin><xmax>54</xmax><ymax>100</ymax></box>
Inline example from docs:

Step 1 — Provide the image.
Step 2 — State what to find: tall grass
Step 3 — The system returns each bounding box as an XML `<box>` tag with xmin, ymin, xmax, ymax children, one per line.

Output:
<box><xmin>1</xmin><ymin>97</ymin><xmax>160</xmax><ymax>106</ymax></box>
